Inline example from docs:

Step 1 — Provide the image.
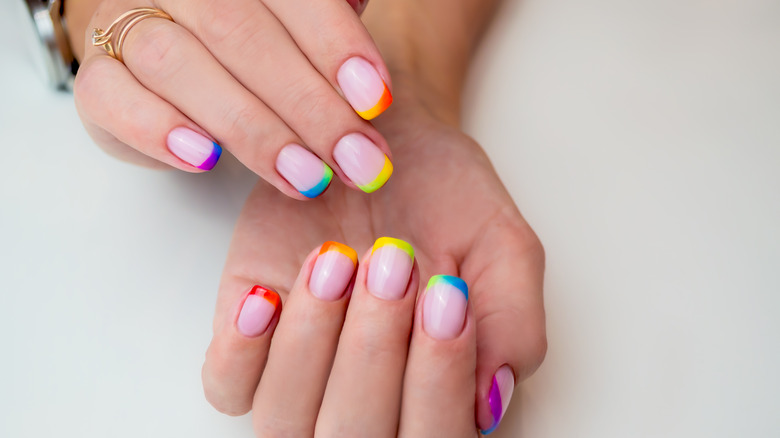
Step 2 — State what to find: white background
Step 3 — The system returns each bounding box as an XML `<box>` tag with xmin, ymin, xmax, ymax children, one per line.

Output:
<box><xmin>2</xmin><ymin>0</ymin><xmax>779</xmax><ymax>436</ymax></box>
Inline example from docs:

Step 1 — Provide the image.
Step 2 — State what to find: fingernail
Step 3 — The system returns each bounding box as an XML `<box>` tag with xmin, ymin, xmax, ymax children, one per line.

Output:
<box><xmin>309</xmin><ymin>241</ymin><xmax>358</xmax><ymax>301</ymax></box>
<box><xmin>422</xmin><ymin>275</ymin><xmax>469</xmax><ymax>340</ymax></box>
<box><xmin>276</xmin><ymin>144</ymin><xmax>333</xmax><ymax>198</ymax></box>
<box><xmin>333</xmin><ymin>133</ymin><xmax>393</xmax><ymax>193</ymax></box>
<box><xmin>367</xmin><ymin>237</ymin><xmax>414</xmax><ymax>300</ymax></box>
<box><xmin>480</xmin><ymin>365</ymin><xmax>516</xmax><ymax>435</ymax></box>
<box><xmin>167</xmin><ymin>127</ymin><xmax>222</xmax><ymax>171</ymax></box>
<box><xmin>337</xmin><ymin>56</ymin><xmax>392</xmax><ymax>120</ymax></box>
<box><xmin>236</xmin><ymin>286</ymin><xmax>280</xmax><ymax>338</ymax></box>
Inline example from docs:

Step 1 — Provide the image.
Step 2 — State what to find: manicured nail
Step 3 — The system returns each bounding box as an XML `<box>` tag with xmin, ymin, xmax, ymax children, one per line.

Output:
<box><xmin>367</xmin><ymin>237</ymin><xmax>414</xmax><ymax>300</ymax></box>
<box><xmin>309</xmin><ymin>241</ymin><xmax>358</xmax><ymax>301</ymax></box>
<box><xmin>337</xmin><ymin>56</ymin><xmax>392</xmax><ymax>120</ymax></box>
<box><xmin>422</xmin><ymin>275</ymin><xmax>468</xmax><ymax>340</ymax></box>
<box><xmin>333</xmin><ymin>133</ymin><xmax>393</xmax><ymax>193</ymax></box>
<box><xmin>480</xmin><ymin>365</ymin><xmax>516</xmax><ymax>435</ymax></box>
<box><xmin>167</xmin><ymin>127</ymin><xmax>222</xmax><ymax>171</ymax></box>
<box><xmin>276</xmin><ymin>144</ymin><xmax>333</xmax><ymax>198</ymax></box>
<box><xmin>236</xmin><ymin>285</ymin><xmax>280</xmax><ymax>338</ymax></box>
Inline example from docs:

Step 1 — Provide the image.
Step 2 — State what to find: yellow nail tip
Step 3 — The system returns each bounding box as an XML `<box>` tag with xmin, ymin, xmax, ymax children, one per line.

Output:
<box><xmin>357</xmin><ymin>156</ymin><xmax>393</xmax><ymax>193</ymax></box>
<box><xmin>319</xmin><ymin>241</ymin><xmax>358</xmax><ymax>265</ymax></box>
<box><xmin>372</xmin><ymin>237</ymin><xmax>415</xmax><ymax>261</ymax></box>
<box><xmin>356</xmin><ymin>83</ymin><xmax>392</xmax><ymax>120</ymax></box>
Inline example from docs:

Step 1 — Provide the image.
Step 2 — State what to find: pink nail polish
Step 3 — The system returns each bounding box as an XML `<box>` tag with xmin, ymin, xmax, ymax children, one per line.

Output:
<box><xmin>480</xmin><ymin>365</ymin><xmax>516</xmax><ymax>435</ymax></box>
<box><xmin>309</xmin><ymin>241</ymin><xmax>358</xmax><ymax>301</ymax></box>
<box><xmin>276</xmin><ymin>144</ymin><xmax>333</xmax><ymax>198</ymax></box>
<box><xmin>237</xmin><ymin>286</ymin><xmax>280</xmax><ymax>338</ymax></box>
<box><xmin>337</xmin><ymin>56</ymin><xmax>392</xmax><ymax>120</ymax></box>
<box><xmin>422</xmin><ymin>275</ymin><xmax>468</xmax><ymax>340</ymax></box>
<box><xmin>166</xmin><ymin>127</ymin><xmax>222</xmax><ymax>170</ymax></box>
<box><xmin>333</xmin><ymin>133</ymin><xmax>392</xmax><ymax>193</ymax></box>
<box><xmin>367</xmin><ymin>237</ymin><xmax>414</xmax><ymax>300</ymax></box>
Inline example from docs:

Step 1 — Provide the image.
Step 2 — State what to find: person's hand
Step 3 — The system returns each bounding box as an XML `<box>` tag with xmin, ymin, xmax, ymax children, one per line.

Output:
<box><xmin>203</xmin><ymin>240</ymin><xmax>479</xmax><ymax>436</ymax></box>
<box><xmin>201</xmin><ymin>80</ymin><xmax>547</xmax><ymax>434</ymax></box>
<box><xmin>71</xmin><ymin>0</ymin><xmax>395</xmax><ymax>198</ymax></box>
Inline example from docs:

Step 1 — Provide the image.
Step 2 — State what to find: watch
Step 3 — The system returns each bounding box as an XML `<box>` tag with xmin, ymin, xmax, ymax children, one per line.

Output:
<box><xmin>21</xmin><ymin>0</ymin><xmax>78</xmax><ymax>91</ymax></box>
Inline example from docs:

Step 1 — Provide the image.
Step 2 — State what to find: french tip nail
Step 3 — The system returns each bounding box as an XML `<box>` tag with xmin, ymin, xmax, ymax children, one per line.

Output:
<box><xmin>167</xmin><ymin>127</ymin><xmax>222</xmax><ymax>171</ymax></box>
<box><xmin>357</xmin><ymin>155</ymin><xmax>393</xmax><ymax>193</ymax></box>
<box><xmin>236</xmin><ymin>285</ymin><xmax>278</xmax><ymax>338</ymax></box>
<box><xmin>481</xmin><ymin>365</ymin><xmax>516</xmax><ymax>435</ymax></box>
<box><xmin>371</xmin><ymin>237</ymin><xmax>414</xmax><ymax>260</ymax></box>
<box><xmin>356</xmin><ymin>84</ymin><xmax>392</xmax><ymax>120</ymax></box>
<box><xmin>300</xmin><ymin>164</ymin><xmax>333</xmax><ymax>198</ymax></box>
<box><xmin>426</xmin><ymin>275</ymin><xmax>468</xmax><ymax>300</ymax></box>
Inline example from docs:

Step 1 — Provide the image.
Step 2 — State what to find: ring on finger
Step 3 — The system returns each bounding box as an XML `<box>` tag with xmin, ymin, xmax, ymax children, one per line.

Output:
<box><xmin>92</xmin><ymin>7</ymin><xmax>173</xmax><ymax>62</ymax></box>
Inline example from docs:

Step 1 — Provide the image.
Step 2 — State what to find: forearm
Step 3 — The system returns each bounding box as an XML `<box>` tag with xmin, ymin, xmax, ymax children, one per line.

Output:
<box><xmin>363</xmin><ymin>0</ymin><xmax>501</xmax><ymax>125</ymax></box>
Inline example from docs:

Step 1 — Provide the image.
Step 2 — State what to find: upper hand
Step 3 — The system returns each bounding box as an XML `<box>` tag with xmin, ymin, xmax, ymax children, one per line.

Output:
<box><xmin>74</xmin><ymin>0</ymin><xmax>394</xmax><ymax>199</ymax></box>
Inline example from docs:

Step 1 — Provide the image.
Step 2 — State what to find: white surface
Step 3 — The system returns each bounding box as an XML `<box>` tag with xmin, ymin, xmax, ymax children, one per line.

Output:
<box><xmin>2</xmin><ymin>0</ymin><xmax>779</xmax><ymax>437</ymax></box>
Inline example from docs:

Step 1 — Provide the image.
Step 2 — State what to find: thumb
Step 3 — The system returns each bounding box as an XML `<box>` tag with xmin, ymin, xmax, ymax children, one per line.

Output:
<box><xmin>464</xmin><ymin>220</ymin><xmax>547</xmax><ymax>435</ymax></box>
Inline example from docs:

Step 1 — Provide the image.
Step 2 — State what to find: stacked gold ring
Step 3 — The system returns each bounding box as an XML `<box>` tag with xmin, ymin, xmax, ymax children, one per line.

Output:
<box><xmin>92</xmin><ymin>7</ymin><xmax>173</xmax><ymax>63</ymax></box>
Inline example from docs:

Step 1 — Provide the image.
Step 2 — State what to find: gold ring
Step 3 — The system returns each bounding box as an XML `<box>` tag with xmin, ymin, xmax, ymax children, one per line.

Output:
<box><xmin>92</xmin><ymin>7</ymin><xmax>173</xmax><ymax>63</ymax></box>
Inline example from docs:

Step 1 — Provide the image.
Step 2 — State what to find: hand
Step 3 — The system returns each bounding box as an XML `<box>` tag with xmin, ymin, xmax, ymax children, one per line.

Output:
<box><xmin>204</xmin><ymin>240</ymin><xmax>479</xmax><ymax>436</ymax></box>
<box><xmin>202</xmin><ymin>81</ymin><xmax>547</xmax><ymax>434</ymax></box>
<box><xmin>70</xmin><ymin>0</ymin><xmax>395</xmax><ymax>198</ymax></box>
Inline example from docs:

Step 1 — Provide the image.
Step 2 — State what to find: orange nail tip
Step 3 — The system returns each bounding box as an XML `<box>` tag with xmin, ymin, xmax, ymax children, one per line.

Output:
<box><xmin>319</xmin><ymin>241</ymin><xmax>359</xmax><ymax>265</ymax></box>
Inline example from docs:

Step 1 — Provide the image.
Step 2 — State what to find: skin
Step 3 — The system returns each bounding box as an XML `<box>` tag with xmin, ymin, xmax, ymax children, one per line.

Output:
<box><xmin>65</xmin><ymin>0</ymin><xmax>548</xmax><ymax>433</ymax></box>
<box><xmin>204</xmin><ymin>75</ymin><xmax>547</xmax><ymax>433</ymax></box>
<box><xmin>69</xmin><ymin>0</ymin><xmax>393</xmax><ymax>199</ymax></box>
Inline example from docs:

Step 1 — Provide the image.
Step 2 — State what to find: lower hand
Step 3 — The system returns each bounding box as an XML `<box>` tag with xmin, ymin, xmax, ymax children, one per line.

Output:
<box><xmin>201</xmin><ymin>79</ymin><xmax>547</xmax><ymax>434</ymax></box>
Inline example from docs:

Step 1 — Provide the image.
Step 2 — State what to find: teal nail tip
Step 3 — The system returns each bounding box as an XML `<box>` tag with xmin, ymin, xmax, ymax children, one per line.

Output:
<box><xmin>426</xmin><ymin>274</ymin><xmax>468</xmax><ymax>299</ymax></box>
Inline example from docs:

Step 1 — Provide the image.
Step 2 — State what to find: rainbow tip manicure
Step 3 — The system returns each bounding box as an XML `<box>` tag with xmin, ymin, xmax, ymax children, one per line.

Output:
<box><xmin>248</xmin><ymin>285</ymin><xmax>280</xmax><ymax>309</ymax></box>
<box><xmin>300</xmin><ymin>163</ymin><xmax>333</xmax><ymax>198</ymax></box>
<box><xmin>357</xmin><ymin>155</ymin><xmax>393</xmax><ymax>193</ymax></box>
<box><xmin>197</xmin><ymin>142</ymin><xmax>222</xmax><ymax>170</ymax></box>
<box><xmin>426</xmin><ymin>275</ymin><xmax>468</xmax><ymax>300</ymax></box>
<box><xmin>372</xmin><ymin>237</ymin><xmax>415</xmax><ymax>261</ymax></box>
<box><xmin>319</xmin><ymin>241</ymin><xmax>358</xmax><ymax>266</ymax></box>
<box><xmin>356</xmin><ymin>83</ymin><xmax>392</xmax><ymax>120</ymax></box>
<box><xmin>480</xmin><ymin>377</ymin><xmax>502</xmax><ymax>435</ymax></box>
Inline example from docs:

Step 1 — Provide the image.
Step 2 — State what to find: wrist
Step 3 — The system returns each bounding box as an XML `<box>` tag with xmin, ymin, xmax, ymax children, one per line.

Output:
<box><xmin>363</xmin><ymin>0</ymin><xmax>499</xmax><ymax>126</ymax></box>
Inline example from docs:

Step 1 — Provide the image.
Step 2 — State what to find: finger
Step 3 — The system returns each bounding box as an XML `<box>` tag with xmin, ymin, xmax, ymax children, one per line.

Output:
<box><xmin>201</xmin><ymin>285</ymin><xmax>281</xmax><ymax>416</ymax></box>
<box><xmin>464</xmin><ymin>221</ymin><xmax>547</xmax><ymax>434</ymax></box>
<box><xmin>262</xmin><ymin>0</ymin><xmax>393</xmax><ymax>119</ymax></box>
<box><xmin>74</xmin><ymin>55</ymin><xmax>221</xmax><ymax>172</ymax></box>
<box><xmin>98</xmin><ymin>14</ymin><xmax>332</xmax><ymax>199</ymax></box>
<box><xmin>399</xmin><ymin>275</ymin><xmax>478</xmax><ymax>438</ymax></box>
<box><xmin>316</xmin><ymin>238</ymin><xmax>417</xmax><ymax>437</ymax></box>
<box><xmin>252</xmin><ymin>242</ymin><xmax>358</xmax><ymax>437</ymax></box>
<box><xmin>158</xmin><ymin>0</ymin><xmax>394</xmax><ymax>193</ymax></box>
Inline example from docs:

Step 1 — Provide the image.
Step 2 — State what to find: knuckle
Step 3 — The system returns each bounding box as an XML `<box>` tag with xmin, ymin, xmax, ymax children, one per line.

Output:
<box><xmin>219</xmin><ymin>103</ymin><xmax>264</xmax><ymax>147</ymax></box>
<box><xmin>125</xmin><ymin>23</ymin><xmax>184</xmax><ymax>84</ymax></box>
<box><xmin>283</xmin><ymin>80</ymin><xmax>340</xmax><ymax>128</ymax></box>
<box><xmin>196</xmin><ymin>0</ymin><xmax>255</xmax><ymax>47</ymax></box>
<box><xmin>73</xmin><ymin>58</ymin><xmax>114</xmax><ymax>110</ymax></box>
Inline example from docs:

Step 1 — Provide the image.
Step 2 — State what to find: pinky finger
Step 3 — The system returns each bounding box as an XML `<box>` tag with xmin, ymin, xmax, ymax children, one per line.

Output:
<box><xmin>74</xmin><ymin>55</ymin><xmax>222</xmax><ymax>172</ymax></box>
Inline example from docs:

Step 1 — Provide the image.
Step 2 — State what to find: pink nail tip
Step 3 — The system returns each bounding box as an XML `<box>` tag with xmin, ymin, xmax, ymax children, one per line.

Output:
<box><xmin>481</xmin><ymin>365</ymin><xmax>515</xmax><ymax>435</ymax></box>
<box><xmin>166</xmin><ymin>127</ymin><xmax>222</xmax><ymax>171</ymax></box>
